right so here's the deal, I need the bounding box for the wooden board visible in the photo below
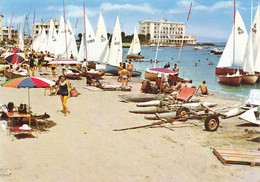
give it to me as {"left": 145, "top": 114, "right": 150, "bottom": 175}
{"left": 213, "top": 148, "right": 260, "bottom": 167}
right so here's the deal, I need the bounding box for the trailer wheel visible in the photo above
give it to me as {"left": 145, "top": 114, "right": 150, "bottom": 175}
{"left": 204, "top": 115, "right": 219, "bottom": 131}
{"left": 176, "top": 107, "right": 190, "bottom": 121}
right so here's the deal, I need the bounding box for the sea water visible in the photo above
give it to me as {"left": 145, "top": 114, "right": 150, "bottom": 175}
{"left": 124, "top": 46, "right": 260, "bottom": 97}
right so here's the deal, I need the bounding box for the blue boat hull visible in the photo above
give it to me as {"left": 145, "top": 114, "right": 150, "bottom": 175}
{"left": 106, "top": 64, "right": 142, "bottom": 77}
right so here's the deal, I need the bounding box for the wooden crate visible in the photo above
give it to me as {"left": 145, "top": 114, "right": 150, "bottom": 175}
{"left": 213, "top": 148, "right": 260, "bottom": 167}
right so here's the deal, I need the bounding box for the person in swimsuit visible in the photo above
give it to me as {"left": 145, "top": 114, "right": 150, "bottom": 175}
{"left": 120, "top": 63, "right": 130, "bottom": 87}
{"left": 55, "top": 75, "right": 70, "bottom": 116}
{"left": 196, "top": 81, "right": 210, "bottom": 95}
{"left": 51, "top": 61, "right": 56, "bottom": 76}
{"left": 117, "top": 62, "right": 123, "bottom": 82}
{"left": 29, "top": 54, "right": 35, "bottom": 77}
{"left": 38, "top": 51, "right": 44, "bottom": 72}
{"left": 126, "top": 60, "right": 133, "bottom": 82}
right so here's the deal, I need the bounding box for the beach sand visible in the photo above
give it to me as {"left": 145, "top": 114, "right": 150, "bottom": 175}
{"left": 0, "top": 68, "right": 260, "bottom": 182}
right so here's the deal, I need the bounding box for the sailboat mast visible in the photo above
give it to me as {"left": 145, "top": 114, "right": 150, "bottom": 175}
{"left": 83, "top": 2, "right": 87, "bottom": 61}
{"left": 63, "top": 0, "right": 68, "bottom": 59}
{"left": 233, "top": 0, "right": 236, "bottom": 72}
{"left": 154, "top": 19, "right": 162, "bottom": 68}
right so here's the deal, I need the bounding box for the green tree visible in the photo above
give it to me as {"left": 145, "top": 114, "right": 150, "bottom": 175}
{"left": 121, "top": 32, "right": 125, "bottom": 42}
{"left": 138, "top": 34, "right": 146, "bottom": 44}
{"left": 146, "top": 33, "right": 151, "bottom": 44}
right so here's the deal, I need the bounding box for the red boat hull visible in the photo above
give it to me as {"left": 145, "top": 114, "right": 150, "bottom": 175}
{"left": 215, "top": 68, "right": 245, "bottom": 75}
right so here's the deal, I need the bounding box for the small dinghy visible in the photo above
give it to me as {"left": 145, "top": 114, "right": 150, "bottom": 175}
{"left": 118, "top": 94, "right": 163, "bottom": 103}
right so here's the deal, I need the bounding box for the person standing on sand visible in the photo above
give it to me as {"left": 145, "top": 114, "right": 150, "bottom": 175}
{"left": 29, "top": 54, "right": 35, "bottom": 77}
{"left": 120, "top": 63, "right": 130, "bottom": 87}
{"left": 126, "top": 60, "right": 133, "bottom": 82}
{"left": 173, "top": 64, "right": 179, "bottom": 76}
{"left": 55, "top": 75, "right": 70, "bottom": 116}
{"left": 118, "top": 62, "right": 123, "bottom": 82}
{"left": 38, "top": 51, "right": 44, "bottom": 72}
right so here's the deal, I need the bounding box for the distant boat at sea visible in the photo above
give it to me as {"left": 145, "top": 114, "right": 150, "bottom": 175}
{"left": 193, "top": 46, "right": 203, "bottom": 50}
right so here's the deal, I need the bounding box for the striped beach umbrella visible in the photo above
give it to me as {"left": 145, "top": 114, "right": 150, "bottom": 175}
{"left": 4, "top": 48, "right": 26, "bottom": 64}
{"left": 2, "top": 77, "right": 55, "bottom": 112}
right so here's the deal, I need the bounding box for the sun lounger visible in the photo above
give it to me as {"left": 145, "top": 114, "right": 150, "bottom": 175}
{"left": 177, "top": 87, "right": 197, "bottom": 102}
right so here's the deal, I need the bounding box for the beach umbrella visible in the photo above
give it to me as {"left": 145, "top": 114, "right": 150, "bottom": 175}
{"left": 4, "top": 48, "right": 26, "bottom": 64}
{"left": 2, "top": 77, "right": 55, "bottom": 112}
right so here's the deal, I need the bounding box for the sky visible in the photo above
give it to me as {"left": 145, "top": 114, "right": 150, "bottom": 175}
{"left": 0, "top": 0, "right": 258, "bottom": 42}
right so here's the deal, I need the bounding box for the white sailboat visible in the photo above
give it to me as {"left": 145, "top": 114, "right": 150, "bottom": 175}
{"left": 242, "top": 5, "right": 260, "bottom": 85}
{"left": 45, "top": 19, "right": 57, "bottom": 54}
{"left": 126, "top": 27, "right": 143, "bottom": 59}
{"left": 95, "top": 12, "right": 109, "bottom": 62}
{"left": 66, "top": 19, "right": 78, "bottom": 59}
{"left": 217, "top": 10, "right": 248, "bottom": 86}
{"left": 18, "top": 31, "right": 24, "bottom": 51}
{"left": 55, "top": 15, "right": 68, "bottom": 58}
{"left": 32, "top": 27, "right": 42, "bottom": 52}
{"left": 38, "top": 27, "right": 48, "bottom": 53}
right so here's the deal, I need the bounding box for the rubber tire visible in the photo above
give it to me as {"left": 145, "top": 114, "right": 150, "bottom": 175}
{"left": 176, "top": 107, "right": 190, "bottom": 121}
{"left": 204, "top": 115, "right": 219, "bottom": 132}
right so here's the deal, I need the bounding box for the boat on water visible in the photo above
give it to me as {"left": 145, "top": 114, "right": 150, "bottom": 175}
{"left": 145, "top": 68, "right": 177, "bottom": 81}
{"left": 126, "top": 27, "right": 144, "bottom": 60}
{"left": 240, "top": 6, "right": 260, "bottom": 85}
{"left": 118, "top": 94, "right": 163, "bottom": 103}
{"left": 218, "top": 71, "right": 242, "bottom": 86}
{"left": 194, "top": 46, "right": 203, "bottom": 50}
{"left": 217, "top": 9, "right": 248, "bottom": 86}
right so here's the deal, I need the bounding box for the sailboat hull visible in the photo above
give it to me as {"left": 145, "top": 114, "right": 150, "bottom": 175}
{"left": 215, "top": 68, "right": 245, "bottom": 75}
{"left": 241, "top": 75, "right": 258, "bottom": 85}
{"left": 145, "top": 68, "right": 177, "bottom": 81}
{"left": 126, "top": 55, "right": 144, "bottom": 59}
{"left": 218, "top": 75, "right": 242, "bottom": 86}
{"left": 106, "top": 64, "right": 142, "bottom": 77}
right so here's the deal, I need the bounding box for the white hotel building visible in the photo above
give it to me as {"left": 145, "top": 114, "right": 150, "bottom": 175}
{"left": 139, "top": 19, "right": 196, "bottom": 46}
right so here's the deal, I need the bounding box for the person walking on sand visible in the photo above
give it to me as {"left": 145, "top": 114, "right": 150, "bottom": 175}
{"left": 29, "top": 54, "right": 35, "bottom": 77}
{"left": 55, "top": 75, "right": 70, "bottom": 116}
{"left": 120, "top": 63, "right": 130, "bottom": 87}
{"left": 126, "top": 60, "right": 133, "bottom": 82}
{"left": 51, "top": 61, "right": 56, "bottom": 76}
{"left": 38, "top": 51, "right": 44, "bottom": 72}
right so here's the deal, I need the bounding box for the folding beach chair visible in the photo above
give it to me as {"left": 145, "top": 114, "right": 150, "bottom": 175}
{"left": 177, "top": 87, "right": 197, "bottom": 102}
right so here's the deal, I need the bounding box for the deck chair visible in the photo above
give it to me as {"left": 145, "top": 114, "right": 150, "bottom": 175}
{"left": 177, "top": 87, "right": 197, "bottom": 102}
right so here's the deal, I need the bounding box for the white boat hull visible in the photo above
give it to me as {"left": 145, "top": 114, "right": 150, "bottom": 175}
{"left": 241, "top": 75, "right": 258, "bottom": 85}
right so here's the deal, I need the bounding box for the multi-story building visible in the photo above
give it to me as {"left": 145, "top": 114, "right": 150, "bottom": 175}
{"left": 32, "top": 19, "right": 59, "bottom": 39}
{"left": 2, "top": 26, "right": 18, "bottom": 41}
{"left": 139, "top": 19, "right": 196, "bottom": 46}
{"left": 0, "top": 15, "right": 3, "bottom": 41}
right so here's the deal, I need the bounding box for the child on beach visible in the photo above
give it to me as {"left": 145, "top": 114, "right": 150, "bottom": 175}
{"left": 126, "top": 60, "right": 133, "bottom": 82}
{"left": 55, "top": 75, "right": 70, "bottom": 116}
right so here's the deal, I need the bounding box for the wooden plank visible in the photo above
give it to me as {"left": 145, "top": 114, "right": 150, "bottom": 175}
{"left": 213, "top": 148, "right": 260, "bottom": 167}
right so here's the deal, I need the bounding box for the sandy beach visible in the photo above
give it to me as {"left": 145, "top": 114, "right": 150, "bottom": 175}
{"left": 0, "top": 68, "right": 260, "bottom": 182}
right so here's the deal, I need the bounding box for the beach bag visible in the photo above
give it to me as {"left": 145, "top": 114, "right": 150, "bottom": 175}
{"left": 18, "top": 104, "right": 27, "bottom": 114}
{"left": 70, "top": 88, "right": 79, "bottom": 97}
{"left": 141, "top": 80, "right": 151, "bottom": 93}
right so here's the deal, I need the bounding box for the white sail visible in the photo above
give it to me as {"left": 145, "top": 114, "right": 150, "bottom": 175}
{"left": 254, "top": 6, "right": 260, "bottom": 72}
{"left": 49, "top": 25, "right": 58, "bottom": 55}
{"left": 55, "top": 16, "right": 67, "bottom": 58}
{"left": 77, "top": 37, "right": 85, "bottom": 62}
{"left": 32, "top": 27, "right": 41, "bottom": 52}
{"left": 39, "top": 27, "right": 48, "bottom": 53}
{"left": 46, "top": 19, "right": 55, "bottom": 53}
{"left": 66, "top": 19, "right": 78, "bottom": 59}
{"left": 83, "top": 11, "right": 98, "bottom": 61}
{"left": 96, "top": 12, "right": 108, "bottom": 62}
{"left": 108, "top": 16, "right": 122, "bottom": 66}
{"left": 243, "top": 6, "right": 260, "bottom": 74}
{"left": 18, "top": 31, "right": 24, "bottom": 51}
{"left": 127, "top": 27, "right": 141, "bottom": 55}
{"left": 217, "top": 10, "right": 248, "bottom": 68}
{"left": 99, "top": 38, "right": 110, "bottom": 63}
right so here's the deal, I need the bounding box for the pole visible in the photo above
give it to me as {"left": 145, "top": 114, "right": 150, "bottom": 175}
{"left": 251, "top": 0, "right": 253, "bottom": 26}
{"left": 154, "top": 17, "right": 163, "bottom": 68}
{"left": 177, "top": 2, "right": 192, "bottom": 65}
{"left": 83, "top": 1, "right": 87, "bottom": 61}
{"left": 63, "top": 0, "right": 68, "bottom": 59}
{"left": 233, "top": 0, "right": 236, "bottom": 73}
{"left": 28, "top": 88, "right": 30, "bottom": 113}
